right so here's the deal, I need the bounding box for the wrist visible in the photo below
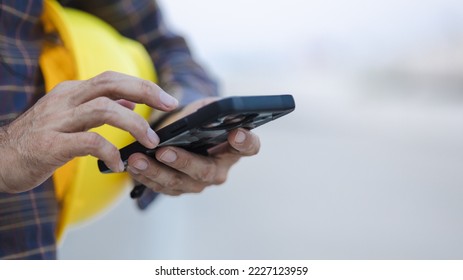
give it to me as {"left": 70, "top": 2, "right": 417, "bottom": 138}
{"left": 0, "top": 125, "right": 23, "bottom": 193}
{"left": 0, "top": 125, "right": 11, "bottom": 192}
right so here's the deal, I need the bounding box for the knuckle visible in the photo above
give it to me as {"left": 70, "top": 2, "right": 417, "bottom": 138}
{"left": 84, "top": 132, "right": 105, "bottom": 150}
{"left": 195, "top": 162, "right": 217, "bottom": 183}
{"left": 93, "top": 97, "right": 114, "bottom": 120}
{"left": 139, "top": 79, "right": 155, "bottom": 99}
{"left": 166, "top": 174, "right": 184, "bottom": 189}
{"left": 191, "top": 183, "right": 207, "bottom": 193}
{"left": 78, "top": 97, "right": 114, "bottom": 125}
{"left": 176, "top": 155, "right": 192, "bottom": 170}
{"left": 93, "top": 71, "right": 117, "bottom": 85}
{"left": 214, "top": 172, "right": 228, "bottom": 185}
{"left": 49, "top": 137, "right": 71, "bottom": 164}
{"left": 89, "top": 71, "right": 120, "bottom": 92}
{"left": 49, "top": 81, "right": 78, "bottom": 103}
{"left": 92, "top": 96, "right": 112, "bottom": 109}
{"left": 53, "top": 80, "right": 75, "bottom": 91}
{"left": 145, "top": 165, "right": 161, "bottom": 180}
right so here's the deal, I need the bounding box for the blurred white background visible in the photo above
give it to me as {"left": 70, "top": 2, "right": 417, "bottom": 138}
{"left": 60, "top": 0, "right": 463, "bottom": 259}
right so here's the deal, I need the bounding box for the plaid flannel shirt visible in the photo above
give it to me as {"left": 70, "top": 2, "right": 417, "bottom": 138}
{"left": 0, "top": 0, "right": 218, "bottom": 259}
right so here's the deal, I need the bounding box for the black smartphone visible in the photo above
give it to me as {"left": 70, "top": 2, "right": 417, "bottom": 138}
{"left": 97, "top": 94, "right": 295, "bottom": 174}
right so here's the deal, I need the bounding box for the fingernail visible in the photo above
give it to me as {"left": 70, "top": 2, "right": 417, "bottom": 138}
{"left": 235, "top": 130, "right": 246, "bottom": 143}
{"left": 133, "top": 159, "right": 148, "bottom": 171}
{"left": 160, "top": 91, "right": 178, "bottom": 108}
{"left": 160, "top": 149, "right": 177, "bottom": 163}
{"left": 147, "top": 127, "right": 160, "bottom": 146}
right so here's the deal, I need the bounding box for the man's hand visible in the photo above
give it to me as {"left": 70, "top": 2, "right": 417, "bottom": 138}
{"left": 126, "top": 98, "right": 261, "bottom": 196}
{"left": 0, "top": 71, "right": 178, "bottom": 193}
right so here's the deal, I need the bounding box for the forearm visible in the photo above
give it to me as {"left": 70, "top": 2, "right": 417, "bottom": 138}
{"left": 0, "top": 122, "right": 36, "bottom": 194}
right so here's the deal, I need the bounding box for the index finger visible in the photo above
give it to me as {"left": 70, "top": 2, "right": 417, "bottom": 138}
{"left": 74, "top": 71, "right": 178, "bottom": 111}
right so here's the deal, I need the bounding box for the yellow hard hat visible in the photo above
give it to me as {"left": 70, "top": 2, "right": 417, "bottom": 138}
{"left": 39, "top": 0, "right": 156, "bottom": 242}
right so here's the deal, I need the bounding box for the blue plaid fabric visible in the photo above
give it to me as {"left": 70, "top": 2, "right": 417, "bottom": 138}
{"left": 0, "top": 0, "right": 218, "bottom": 259}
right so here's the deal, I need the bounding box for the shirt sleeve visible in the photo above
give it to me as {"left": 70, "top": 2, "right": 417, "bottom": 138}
{"left": 61, "top": 0, "right": 219, "bottom": 209}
